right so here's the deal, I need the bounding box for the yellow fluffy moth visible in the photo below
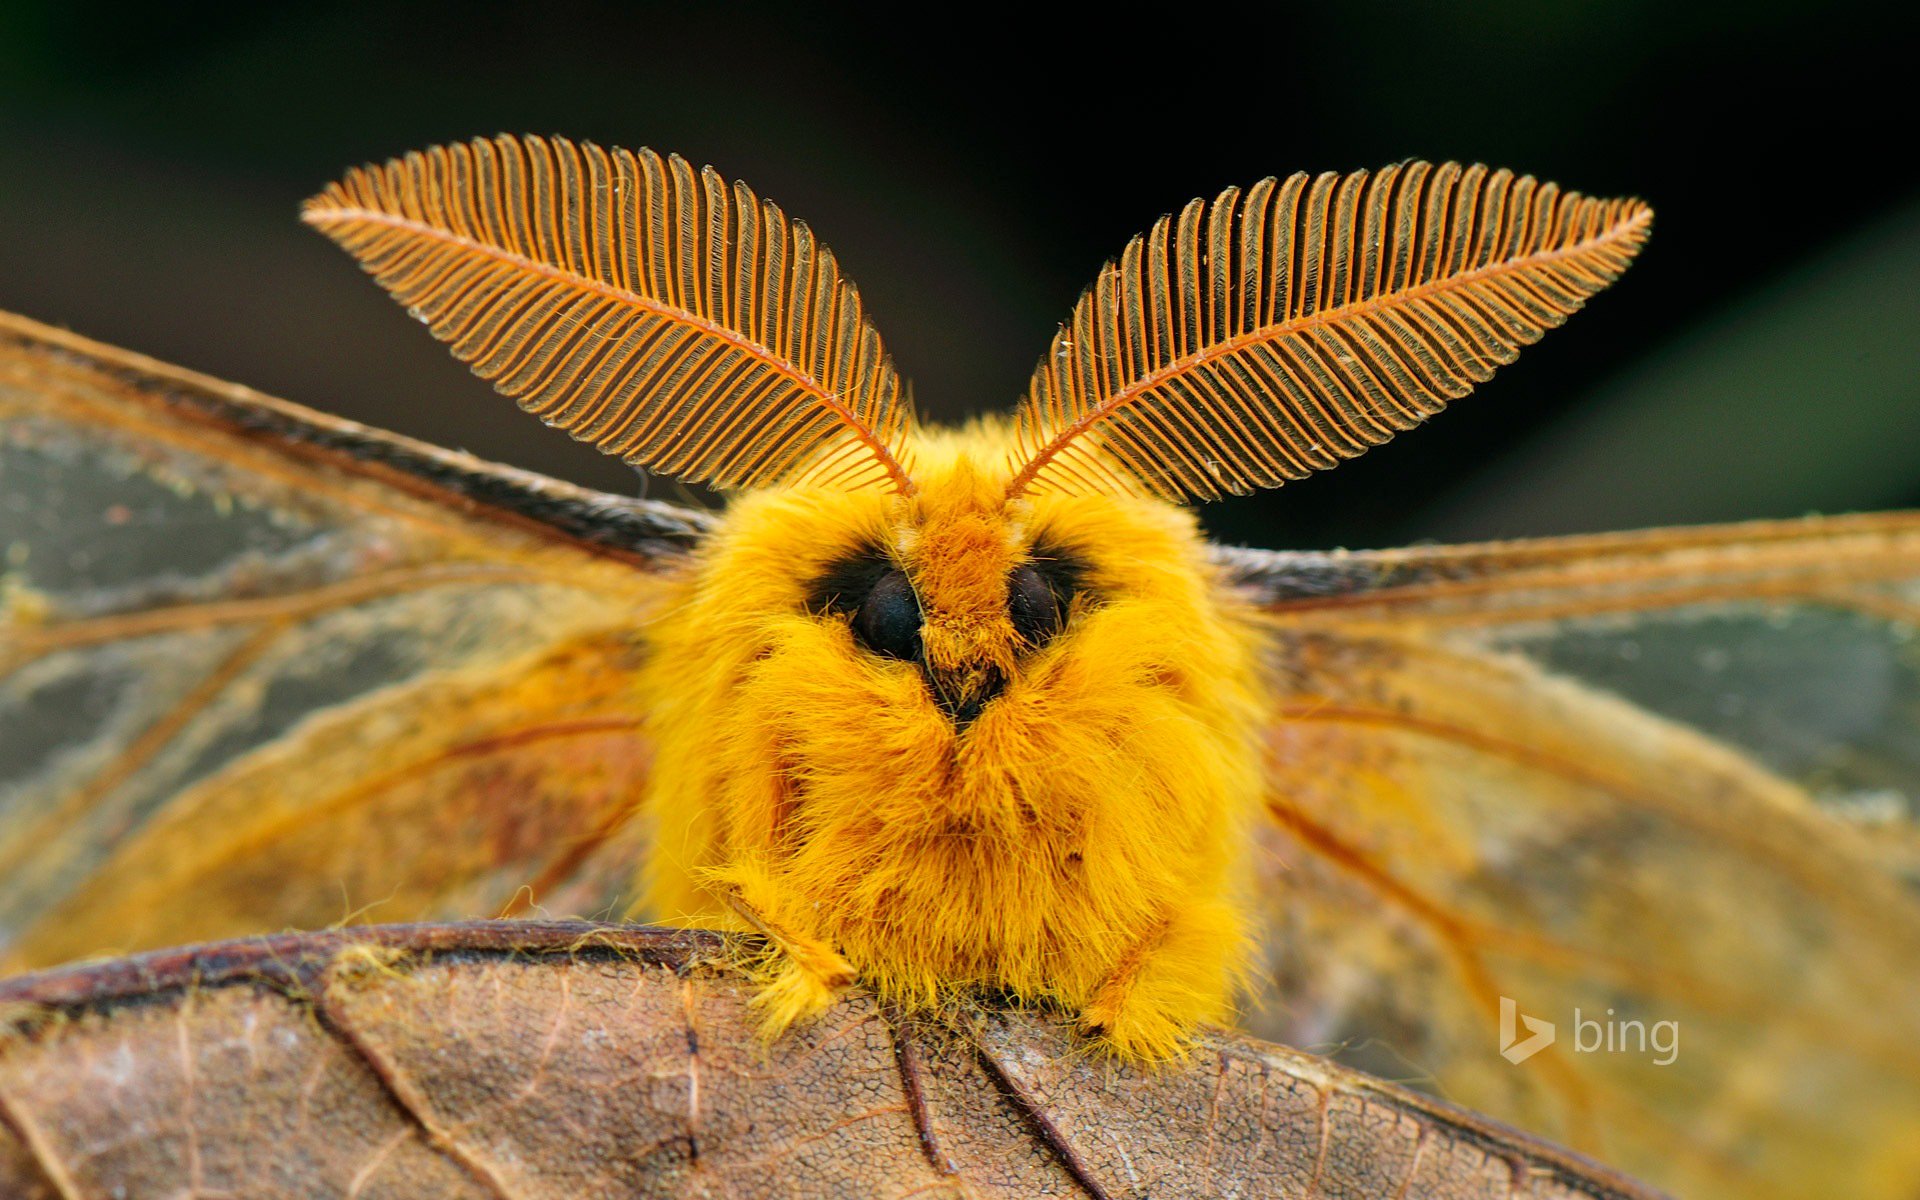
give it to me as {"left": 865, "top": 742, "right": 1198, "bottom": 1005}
{"left": 4, "top": 134, "right": 1919, "bottom": 1200}
{"left": 298, "top": 137, "right": 1646, "bottom": 1057}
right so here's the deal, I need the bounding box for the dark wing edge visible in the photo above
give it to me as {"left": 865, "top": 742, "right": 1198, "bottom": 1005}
{"left": 1216, "top": 511, "right": 1920, "bottom": 612}
{"left": 0, "top": 309, "right": 716, "bottom": 562}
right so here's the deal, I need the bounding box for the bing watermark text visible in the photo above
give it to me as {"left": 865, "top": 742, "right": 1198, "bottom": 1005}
{"left": 1499, "top": 997, "right": 1679, "bottom": 1066}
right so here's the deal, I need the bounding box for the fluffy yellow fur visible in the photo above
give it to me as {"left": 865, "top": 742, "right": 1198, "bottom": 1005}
{"left": 638, "top": 421, "right": 1267, "bottom": 1058}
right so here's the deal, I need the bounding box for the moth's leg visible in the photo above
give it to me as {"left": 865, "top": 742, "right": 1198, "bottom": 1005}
{"left": 1078, "top": 899, "right": 1243, "bottom": 1060}
{"left": 715, "top": 864, "right": 856, "bottom": 1036}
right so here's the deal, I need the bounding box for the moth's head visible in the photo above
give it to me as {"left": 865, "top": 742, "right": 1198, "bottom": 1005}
{"left": 837, "top": 433, "right": 1027, "bottom": 726}
{"left": 696, "top": 420, "right": 1229, "bottom": 743}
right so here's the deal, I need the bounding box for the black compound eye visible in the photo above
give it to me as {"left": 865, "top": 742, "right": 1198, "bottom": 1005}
{"left": 854, "top": 569, "right": 923, "bottom": 662}
{"left": 1008, "top": 564, "right": 1065, "bottom": 648}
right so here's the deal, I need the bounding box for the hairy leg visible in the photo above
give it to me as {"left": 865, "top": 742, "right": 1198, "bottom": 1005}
{"left": 716, "top": 862, "right": 857, "bottom": 1036}
{"left": 1078, "top": 898, "right": 1244, "bottom": 1059}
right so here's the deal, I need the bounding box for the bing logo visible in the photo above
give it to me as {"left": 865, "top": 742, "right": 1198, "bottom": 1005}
{"left": 1499, "top": 997, "right": 1679, "bottom": 1067}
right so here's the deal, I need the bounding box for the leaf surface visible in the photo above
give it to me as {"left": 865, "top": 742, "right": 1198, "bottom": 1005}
{"left": 0, "top": 922, "right": 1664, "bottom": 1199}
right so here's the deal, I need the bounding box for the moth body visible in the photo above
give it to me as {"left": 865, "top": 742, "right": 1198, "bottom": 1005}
{"left": 303, "top": 134, "right": 1650, "bottom": 1057}
{"left": 640, "top": 422, "right": 1267, "bottom": 1057}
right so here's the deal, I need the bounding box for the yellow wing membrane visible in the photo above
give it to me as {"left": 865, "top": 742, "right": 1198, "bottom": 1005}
{"left": 0, "top": 311, "right": 688, "bottom": 967}
{"left": 303, "top": 134, "right": 917, "bottom": 493}
{"left": 1008, "top": 162, "right": 1651, "bottom": 501}
{"left": 1227, "top": 516, "right": 1920, "bottom": 1200}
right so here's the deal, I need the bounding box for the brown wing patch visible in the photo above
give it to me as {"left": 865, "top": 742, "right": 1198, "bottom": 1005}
{"left": 7, "top": 633, "right": 653, "bottom": 969}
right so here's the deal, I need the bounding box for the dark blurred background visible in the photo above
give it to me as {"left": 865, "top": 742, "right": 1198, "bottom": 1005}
{"left": 2, "top": 1, "right": 1915, "bottom": 550}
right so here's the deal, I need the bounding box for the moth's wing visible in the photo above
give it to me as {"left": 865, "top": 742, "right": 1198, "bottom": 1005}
{"left": 0, "top": 309, "right": 708, "bottom": 969}
{"left": 1226, "top": 514, "right": 1920, "bottom": 1200}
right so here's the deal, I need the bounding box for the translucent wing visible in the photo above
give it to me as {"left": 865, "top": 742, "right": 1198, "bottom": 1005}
{"left": 0, "top": 309, "right": 702, "bottom": 968}
{"left": 1225, "top": 514, "right": 1920, "bottom": 1200}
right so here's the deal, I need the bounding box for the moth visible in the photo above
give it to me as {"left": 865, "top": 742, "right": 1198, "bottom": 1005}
{"left": 2, "top": 135, "right": 1916, "bottom": 1200}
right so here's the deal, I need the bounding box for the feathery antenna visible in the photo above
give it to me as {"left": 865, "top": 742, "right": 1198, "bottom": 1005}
{"left": 1006, "top": 162, "right": 1652, "bottom": 502}
{"left": 304, "top": 135, "right": 917, "bottom": 494}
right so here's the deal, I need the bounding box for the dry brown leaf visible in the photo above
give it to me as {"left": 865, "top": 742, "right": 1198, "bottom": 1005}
{"left": 0, "top": 922, "right": 1663, "bottom": 1199}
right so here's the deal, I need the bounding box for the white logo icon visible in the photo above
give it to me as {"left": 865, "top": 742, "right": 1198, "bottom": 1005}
{"left": 1499, "top": 996, "right": 1556, "bottom": 1064}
